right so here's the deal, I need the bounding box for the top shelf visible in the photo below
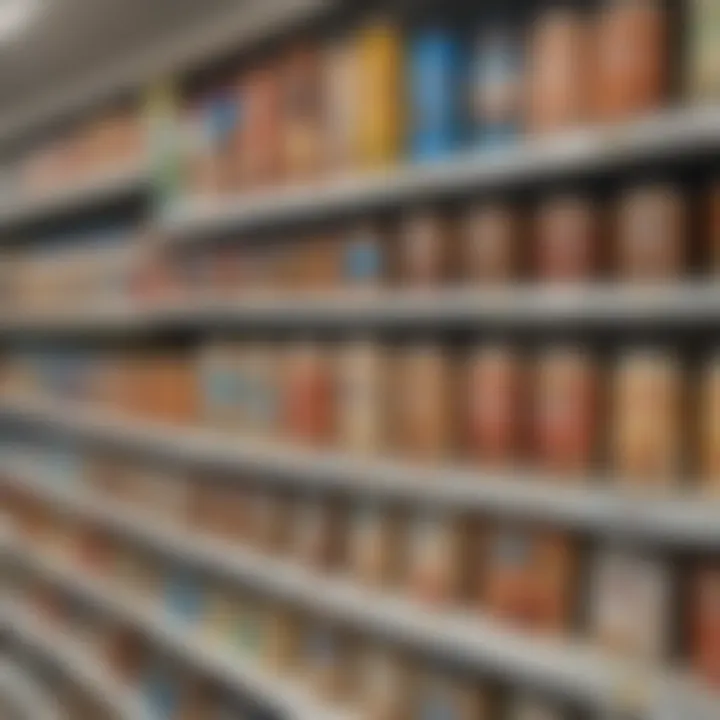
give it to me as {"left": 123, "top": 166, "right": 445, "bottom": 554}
{"left": 3, "top": 106, "right": 720, "bottom": 239}
{"left": 0, "top": 161, "right": 148, "bottom": 232}
{"left": 159, "top": 106, "right": 720, "bottom": 243}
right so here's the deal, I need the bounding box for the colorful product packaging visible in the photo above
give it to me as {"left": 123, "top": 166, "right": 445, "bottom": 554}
{"left": 470, "top": 26, "right": 523, "bottom": 147}
{"left": 357, "top": 19, "right": 403, "bottom": 167}
{"left": 594, "top": 0, "right": 667, "bottom": 121}
{"left": 408, "top": 27, "right": 464, "bottom": 161}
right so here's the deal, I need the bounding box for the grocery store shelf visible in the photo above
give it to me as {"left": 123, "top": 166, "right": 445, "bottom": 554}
{"left": 0, "top": 660, "right": 61, "bottom": 720}
{"left": 160, "top": 106, "right": 720, "bottom": 242}
{"left": 0, "top": 0, "right": 331, "bottom": 150}
{"left": 0, "top": 162, "right": 148, "bottom": 231}
{"left": 0, "top": 603, "right": 148, "bottom": 720}
{"left": 4, "top": 522, "right": 616, "bottom": 714}
{"left": 3, "top": 541, "right": 354, "bottom": 720}
{"left": 152, "top": 283, "right": 720, "bottom": 329}
{"left": 8, "top": 509, "right": 720, "bottom": 719}
{"left": 2, "top": 394, "right": 720, "bottom": 549}
{"left": 4, "top": 283, "right": 720, "bottom": 336}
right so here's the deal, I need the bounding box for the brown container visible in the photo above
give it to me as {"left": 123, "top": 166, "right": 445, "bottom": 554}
{"left": 349, "top": 503, "right": 405, "bottom": 588}
{"left": 397, "top": 210, "right": 455, "bottom": 286}
{"left": 415, "top": 672, "right": 494, "bottom": 720}
{"left": 700, "top": 355, "right": 720, "bottom": 494}
{"left": 590, "top": 549, "right": 669, "bottom": 660}
{"left": 237, "top": 65, "right": 282, "bottom": 188}
{"left": 394, "top": 345, "right": 454, "bottom": 461}
{"left": 611, "top": 350, "right": 682, "bottom": 487}
{"left": 246, "top": 488, "right": 294, "bottom": 555}
{"left": 461, "top": 203, "right": 517, "bottom": 284}
{"left": 616, "top": 184, "right": 685, "bottom": 281}
{"left": 407, "top": 512, "right": 467, "bottom": 606}
{"left": 535, "top": 195, "right": 598, "bottom": 281}
{"left": 594, "top": 0, "right": 667, "bottom": 121}
{"left": 262, "top": 606, "right": 302, "bottom": 675}
{"left": 708, "top": 181, "right": 720, "bottom": 274}
{"left": 482, "top": 523, "right": 575, "bottom": 633}
{"left": 292, "top": 235, "right": 343, "bottom": 292}
{"left": 527, "top": 8, "right": 589, "bottom": 133}
{"left": 281, "top": 44, "right": 324, "bottom": 181}
{"left": 294, "top": 495, "right": 348, "bottom": 571}
{"left": 282, "top": 343, "right": 335, "bottom": 445}
{"left": 337, "top": 340, "right": 387, "bottom": 455}
{"left": 302, "top": 624, "right": 357, "bottom": 702}
{"left": 466, "top": 344, "right": 525, "bottom": 469}
{"left": 533, "top": 347, "right": 599, "bottom": 478}
{"left": 690, "top": 564, "right": 720, "bottom": 688}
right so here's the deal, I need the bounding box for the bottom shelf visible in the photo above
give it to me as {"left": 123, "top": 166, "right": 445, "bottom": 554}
{"left": 0, "top": 602, "right": 149, "bottom": 720}
{"left": 0, "top": 659, "right": 61, "bottom": 720}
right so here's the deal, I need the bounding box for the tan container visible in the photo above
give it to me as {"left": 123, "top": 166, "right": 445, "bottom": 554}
{"left": 533, "top": 346, "right": 599, "bottom": 478}
{"left": 687, "top": 0, "right": 720, "bottom": 102}
{"left": 324, "top": 36, "right": 360, "bottom": 173}
{"left": 337, "top": 340, "right": 387, "bottom": 455}
{"left": 700, "top": 355, "right": 720, "bottom": 494}
{"left": 281, "top": 44, "right": 324, "bottom": 181}
{"left": 527, "top": 8, "right": 589, "bottom": 133}
{"left": 611, "top": 350, "right": 682, "bottom": 487}
{"left": 407, "top": 512, "right": 467, "bottom": 607}
{"left": 594, "top": 0, "right": 667, "bottom": 121}
{"left": 616, "top": 184, "right": 685, "bottom": 281}
{"left": 397, "top": 210, "right": 455, "bottom": 286}
{"left": 461, "top": 204, "right": 517, "bottom": 284}
{"left": 349, "top": 503, "right": 405, "bottom": 588}
{"left": 394, "top": 345, "right": 454, "bottom": 461}
{"left": 466, "top": 344, "right": 525, "bottom": 469}
{"left": 535, "top": 195, "right": 598, "bottom": 281}
{"left": 590, "top": 549, "right": 669, "bottom": 660}
{"left": 358, "top": 646, "right": 414, "bottom": 720}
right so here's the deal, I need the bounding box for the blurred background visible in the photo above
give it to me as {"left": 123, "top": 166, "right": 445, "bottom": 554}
{"left": 0, "top": 0, "right": 719, "bottom": 719}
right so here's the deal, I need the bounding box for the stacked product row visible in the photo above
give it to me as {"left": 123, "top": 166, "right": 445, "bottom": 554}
{"left": 4, "top": 178, "right": 720, "bottom": 316}
{"left": 149, "top": 181, "right": 720, "bottom": 302}
{"left": 2, "top": 442, "right": 719, "bottom": 706}
{"left": 0, "top": 456, "right": 684, "bottom": 720}
{"left": 0, "top": 106, "right": 144, "bottom": 197}
{"left": 3, "top": 1, "right": 720, "bottom": 201}
{"left": 180, "top": 0, "right": 717, "bottom": 195}
{"left": 4, "top": 340, "right": 720, "bottom": 489}
{"left": 4, "top": 569, "right": 274, "bottom": 720}
{"left": 0, "top": 230, "right": 136, "bottom": 315}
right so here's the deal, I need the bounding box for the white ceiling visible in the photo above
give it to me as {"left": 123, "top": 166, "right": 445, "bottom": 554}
{"left": 0, "top": 0, "right": 244, "bottom": 110}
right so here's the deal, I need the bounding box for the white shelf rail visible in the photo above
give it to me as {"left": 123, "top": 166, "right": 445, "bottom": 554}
{"left": 1, "top": 395, "right": 720, "bottom": 549}
{"left": 0, "top": 603, "right": 149, "bottom": 720}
